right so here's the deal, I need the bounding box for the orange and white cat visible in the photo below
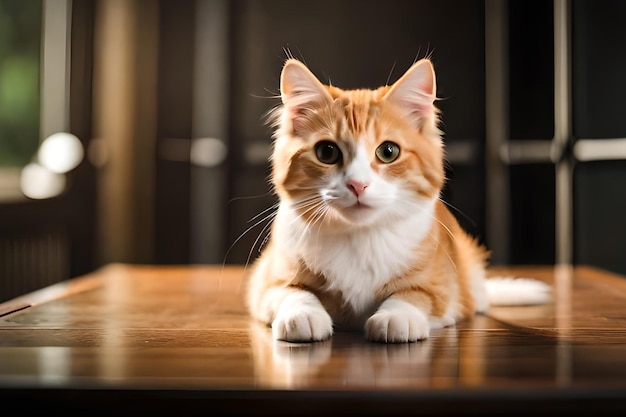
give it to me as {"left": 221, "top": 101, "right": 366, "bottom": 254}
{"left": 246, "top": 58, "right": 550, "bottom": 343}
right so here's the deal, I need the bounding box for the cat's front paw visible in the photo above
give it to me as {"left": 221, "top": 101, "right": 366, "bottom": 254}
{"left": 365, "top": 299, "right": 430, "bottom": 343}
{"left": 272, "top": 293, "right": 333, "bottom": 342}
{"left": 272, "top": 307, "right": 333, "bottom": 342}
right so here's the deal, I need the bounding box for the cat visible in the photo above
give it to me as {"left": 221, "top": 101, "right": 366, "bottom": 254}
{"left": 245, "top": 58, "right": 551, "bottom": 343}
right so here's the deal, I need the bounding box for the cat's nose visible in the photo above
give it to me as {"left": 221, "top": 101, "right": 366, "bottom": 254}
{"left": 347, "top": 179, "right": 368, "bottom": 197}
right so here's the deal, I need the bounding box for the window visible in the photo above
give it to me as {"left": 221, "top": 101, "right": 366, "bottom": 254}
{"left": 0, "top": 0, "right": 42, "bottom": 199}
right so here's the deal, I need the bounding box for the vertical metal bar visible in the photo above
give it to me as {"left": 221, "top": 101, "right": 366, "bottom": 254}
{"left": 41, "top": 0, "right": 72, "bottom": 140}
{"left": 553, "top": 1, "right": 574, "bottom": 386}
{"left": 484, "top": 0, "right": 510, "bottom": 264}
{"left": 191, "top": 0, "right": 230, "bottom": 263}
{"left": 554, "top": 0, "right": 573, "bottom": 265}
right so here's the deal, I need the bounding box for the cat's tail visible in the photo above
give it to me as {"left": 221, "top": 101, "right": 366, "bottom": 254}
{"left": 485, "top": 277, "right": 552, "bottom": 306}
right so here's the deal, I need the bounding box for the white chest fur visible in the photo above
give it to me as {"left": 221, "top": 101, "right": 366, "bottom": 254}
{"left": 276, "top": 200, "right": 435, "bottom": 314}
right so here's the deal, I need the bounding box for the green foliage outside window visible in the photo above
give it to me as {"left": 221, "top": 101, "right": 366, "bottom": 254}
{"left": 0, "top": 0, "right": 41, "bottom": 168}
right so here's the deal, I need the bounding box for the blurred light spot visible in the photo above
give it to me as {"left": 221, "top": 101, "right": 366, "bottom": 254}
{"left": 38, "top": 347, "right": 71, "bottom": 384}
{"left": 190, "top": 137, "right": 227, "bottom": 167}
{"left": 244, "top": 142, "right": 272, "bottom": 165}
{"left": 38, "top": 132, "right": 84, "bottom": 173}
{"left": 20, "top": 163, "right": 66, "bottom": 199}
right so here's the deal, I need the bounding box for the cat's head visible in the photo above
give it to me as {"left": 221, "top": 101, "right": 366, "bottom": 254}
{"left": 269, "top": 58, "right": 445, "bottom": 229}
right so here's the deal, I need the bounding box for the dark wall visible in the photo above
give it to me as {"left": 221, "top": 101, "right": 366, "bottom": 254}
{"left": 508, "top": 0, "right": 556, "bottom": 265}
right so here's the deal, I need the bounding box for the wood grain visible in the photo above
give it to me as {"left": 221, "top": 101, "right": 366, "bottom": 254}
{"left": 1, "top": 263, "right": 626, "bottom": 416}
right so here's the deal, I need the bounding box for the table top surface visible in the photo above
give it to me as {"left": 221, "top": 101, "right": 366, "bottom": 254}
{"left": 1, "top": 263, "right": 626, "bottom": 415}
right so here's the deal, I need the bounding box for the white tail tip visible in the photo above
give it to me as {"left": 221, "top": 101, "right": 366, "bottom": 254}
{"left": 486, "top": 277, "right": 552, "bottom": 307}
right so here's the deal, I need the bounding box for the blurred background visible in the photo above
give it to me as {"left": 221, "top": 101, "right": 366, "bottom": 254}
{"left": 1, "top": 0, "right": 625, "bottom": 303}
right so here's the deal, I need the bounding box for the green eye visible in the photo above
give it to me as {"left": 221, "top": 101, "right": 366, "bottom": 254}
{"left": 315, "top": 141, "right": 342, "bottom": 165}
{"left": 375, "top": 141, "right": 401, "bottom": 163}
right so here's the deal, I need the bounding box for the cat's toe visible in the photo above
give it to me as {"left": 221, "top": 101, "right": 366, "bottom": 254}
{"left": 272, "top": 307, "right": 333, "bottom": 342}
{"left": 365, "top": 304, "right": 430, "bottom": 343}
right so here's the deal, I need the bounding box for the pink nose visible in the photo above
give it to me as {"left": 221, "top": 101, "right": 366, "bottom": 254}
{"left": 347, "top": 179, "right": 368, "bottom": 197}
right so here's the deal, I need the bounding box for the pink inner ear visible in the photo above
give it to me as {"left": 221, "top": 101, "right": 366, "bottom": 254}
{"left": 286, "top": 105, "right": 307, "bottom": 132}
{"left": 416, "top": 74, "right": 436, "bottom": 98}
{"left": 415, "top": 102, "right": 435, "bottom": 118}
{"left": 393, "top": 94, "right": 435, "bottom": 124}
{"left": 383, "top": 60, "right": 437, "bottom": 124}
{"left": 283, "top": 84, "right": 332, "bottom": 133}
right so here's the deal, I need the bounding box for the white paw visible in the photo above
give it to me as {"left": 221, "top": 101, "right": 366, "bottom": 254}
{"left": 272, "top": 292, "right": 333, "bottom": 342}
{"left": 365, "top": 299, "right": 430, "bottom": 343}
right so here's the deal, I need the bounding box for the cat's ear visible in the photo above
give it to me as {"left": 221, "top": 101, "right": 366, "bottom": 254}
{"left": 383, "top": 59, "right": 437, "bottom": 126}
{"left": 280, "top": 59, "right": 332, "bottom": 132}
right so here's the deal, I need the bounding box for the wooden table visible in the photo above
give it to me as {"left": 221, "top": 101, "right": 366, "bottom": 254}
{"left": 1, "top": 264, "right": 626, "bottom": 416}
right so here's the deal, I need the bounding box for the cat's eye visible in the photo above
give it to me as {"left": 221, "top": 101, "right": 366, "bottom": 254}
{"left": 375, "top": 141, "right": 401, "bottom": 163}
{"left": 315, "top": 141, "right": 342, "bottom": 165}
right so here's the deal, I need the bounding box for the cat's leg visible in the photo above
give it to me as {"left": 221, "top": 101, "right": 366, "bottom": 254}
{"left": 264, "top": 287, "right": 334, "bottom": 342}
{"left": 247, "top": 252, "right": 333, "bottom": 342}
{"left": 365, "top": 297, "right": 430, "bottom": 343}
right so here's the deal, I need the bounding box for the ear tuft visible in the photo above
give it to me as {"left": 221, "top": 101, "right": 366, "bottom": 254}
{"left": 280, "top": 60, "right": 332, "bottom": 133}
{"left": 383, "top": 59, "right": 437, "bottom": 125}
{"left": 281, "top": 59, "right": 332, "bottom": 106}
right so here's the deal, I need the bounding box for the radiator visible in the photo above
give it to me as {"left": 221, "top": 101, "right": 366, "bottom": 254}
{"left": 0, "top": 231, "right": 70, "bottom": 303}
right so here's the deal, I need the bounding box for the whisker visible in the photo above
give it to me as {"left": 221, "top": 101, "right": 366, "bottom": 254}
{"left": 385, "top": 60, "right": 397, "bottom": 86}
{"left": 248, "top": 202, "right": 280, "bottom": 224}
{"left": 436, "top": 217, "right": 455, "bottom": 242}
{"left": 250, "top": 91, "right": 281, "bottom": 100}
{"left": 243, "top": 212, "right": 276, "bottom": 273}
{"left": 290, "top": 201, "right": 325, "bottom": 231}
{"left": 289, "top": 195, "right": 325, "bottom": 213}
{"left": 304, "top": 204, "right": 328, "bottom": 251}
{"left": 283, "top": 46, "right": 294, "bottom": 60}
{"left": 306, "top": 203, "right": 328, "bottom": 230}
{"left": 227, "top": 193, "right": 273, "bottom": 205}
{"left": 296, "top": 202, "right": 329, "bottom": 250}
{"left": 439, "top": 197, "right": 477, "bottom": 229}
{"left": 223, "top": 209, "right": 277, "bottom": 267}
{"left": 398, "top": 198, "right": 457, "bottom": 242}
{"left": 285, "top": 195, "right": 330, "bottom": 249}
{"left": 397, "top": 198, "right": 460, "bottom": 270}
{"left": 290, "top": 195, "right": 322, "bottom": 207}
{"left": 390, "top": 197, "right": 460, "bottom": 272}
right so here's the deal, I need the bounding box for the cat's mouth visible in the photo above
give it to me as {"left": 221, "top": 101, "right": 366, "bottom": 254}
{"left": 340, "top": 200, "right": 375, "bottom": 218}
{"left": 345, "top": 198, "right": 372, "bottom": 210}
{"left": 334, "top": 201, "right": 382, "bottom": 226}
{"left": 325, "top": 196, "right": 380, "bottom": 225}
{"left": 354, "top": 201, "right": 372, "bottom": 209}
